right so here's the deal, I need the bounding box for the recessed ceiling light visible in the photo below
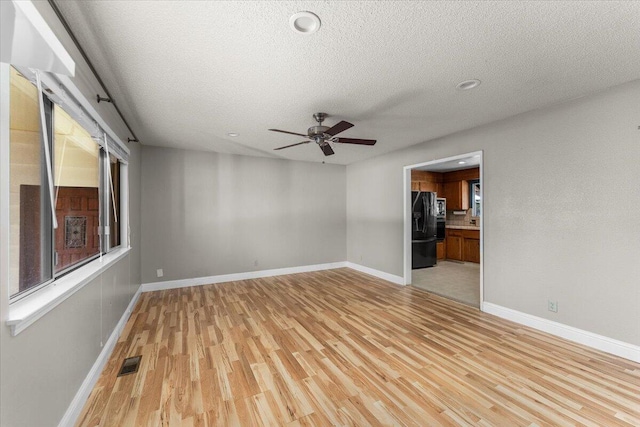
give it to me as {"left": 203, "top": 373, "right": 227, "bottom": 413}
{"left": 290, "top": 11, "right": 321, "bottom": 35}
{"left": 227, "top": 132, "right": 239, "bottom": 137}
{"left": 456, "top": 79, "right": 481, "bottom": 91}
{"left": 458, "top": 161, "right": 467, "bottom": 164}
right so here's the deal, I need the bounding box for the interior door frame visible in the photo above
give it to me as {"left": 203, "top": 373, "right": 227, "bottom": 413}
{"left": 403, "top": 150, "right": 484, "bottom": 309}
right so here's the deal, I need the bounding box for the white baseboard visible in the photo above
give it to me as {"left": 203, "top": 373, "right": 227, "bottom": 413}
{"left": 345, "top": 262, "right": 405, "bottom": 285}
{"left": 58, "top": 286, "right": 142, "bottom": 427}
{"left": 141, "top": 262, "right": 348, "bottom": 292}
{"left": 141, "top": 261, "right": 406, "bottom": 292}
{"left": 482, "top": 302, "right": 640, "bottom": 363}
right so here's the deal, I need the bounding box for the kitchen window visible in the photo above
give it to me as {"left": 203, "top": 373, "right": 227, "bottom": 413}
{"left": 8, "top": 66, "right": 127, "bottom": 301}
{"left": 469, "top": 179, "right": 481, "bottom": 217}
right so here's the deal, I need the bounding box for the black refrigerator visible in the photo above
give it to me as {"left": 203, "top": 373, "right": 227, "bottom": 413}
{"left": 412, "top": 191, "right": 437, "bottom": 269}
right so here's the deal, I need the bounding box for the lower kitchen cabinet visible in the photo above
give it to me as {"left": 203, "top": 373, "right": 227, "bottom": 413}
{"left": 464, "top": 238, "right": 480, "bottom": 263}
{"left": 446, "top": 235, "right": 463, "bottom": 261}
{"left": 445, "top": 228, "right": 479, "bottom": 263}
{"left": 437, "top": 241, "right": 446, "bottom": 260}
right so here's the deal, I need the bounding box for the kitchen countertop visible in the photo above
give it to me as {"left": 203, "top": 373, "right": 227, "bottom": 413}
{"left": 445, "top": 225, "right": 480, "bottom": 230}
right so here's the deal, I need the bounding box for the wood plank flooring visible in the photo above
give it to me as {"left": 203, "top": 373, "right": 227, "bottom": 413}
{"left": 76, "top": 268, "right": 640, "bottom": 426}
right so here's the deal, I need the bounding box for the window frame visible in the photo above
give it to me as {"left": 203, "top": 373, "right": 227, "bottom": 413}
{"left": 105, "top": 151, "right": 123, "bottom": 253}
{"left": 3, "top": 63, "right": 131, "bottom": 334}
{"left": 9, "top": 74, "right": 108, "bottom": 301}
{"left": 9, "top": 89, "right": 57, "bottom": 301}
{"left": 468, "top": 179, "right": 481, "bottom": 218}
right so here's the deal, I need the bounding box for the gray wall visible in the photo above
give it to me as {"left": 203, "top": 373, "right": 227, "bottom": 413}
{"left": 0, "top": 3, "right": 143, "bottom": 426}
{"left": 141, "top": 146, "right": 346, "bottom": 284}
{"left": 0, "top": 142, "right": 142, "bottom": 427}
{"left": 347, "top": 79, "right": 640, "bottom": 346}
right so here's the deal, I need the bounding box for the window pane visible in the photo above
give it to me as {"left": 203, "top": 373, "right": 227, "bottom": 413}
{"left": 109, "top": 155, "right": 121, "bottom": 249}
{"left": 9, "top": 67, "right": 54, "bottom": 297}
{"left": 53, "top": 105, "right": 100, "bottom": 272}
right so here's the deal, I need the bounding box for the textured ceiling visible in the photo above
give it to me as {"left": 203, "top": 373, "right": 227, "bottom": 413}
{"left": 53, "top": 1, "right": 640, "bottom": 165}
{"left": 416, "top": 156, "right": 481, "bottom": 173}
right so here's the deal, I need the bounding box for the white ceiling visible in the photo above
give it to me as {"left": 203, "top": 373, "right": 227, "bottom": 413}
{"left": 416, "top": 155, "right": 481, "bottom": 173}
{"left": 53, "top": 1, "right": 640, "bottom": 165}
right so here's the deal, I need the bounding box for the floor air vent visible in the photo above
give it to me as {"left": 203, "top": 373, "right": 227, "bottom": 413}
{"left": 117, "top": 355, "right": 142, "bottom": 377}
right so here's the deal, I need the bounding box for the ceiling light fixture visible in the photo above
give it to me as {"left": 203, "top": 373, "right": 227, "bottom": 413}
{"left": 290, "top": 11, "right": 321, "bottom": 35}
{"left": 227, "top": 132, "right": 239, "bottom": 137}
{"left": 458, "top": 161, "right": 467, "bottom": 164}
{"left": 456, "top": 79, "right": 481, "bottom": 91}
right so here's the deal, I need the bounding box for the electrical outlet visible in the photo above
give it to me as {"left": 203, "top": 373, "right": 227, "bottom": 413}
{"left": 548, "top": 300, "right": 558, "bottom": 313}
{"left": 156, "top": 268, "right": 163, "bottom": 278}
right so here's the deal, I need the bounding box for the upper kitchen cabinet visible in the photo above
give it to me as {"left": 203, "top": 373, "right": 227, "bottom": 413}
{"left": 441, "top": 181, "right": 469, "bottom": 210}
{"left": 411, "top": 170, "right": 442, "bottom": 195}
{"left": 441, "top": 167, "right": 480, "bottom": 211}
{"left": 411, "top": 167, "right": 479, "bottom": 210}
{"left": 420, "top": 181, "right": 439, "bottom": 193}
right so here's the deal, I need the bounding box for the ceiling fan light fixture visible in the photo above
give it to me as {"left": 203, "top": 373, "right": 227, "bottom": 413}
{"left": 456, "top": 79, "right": 481, "bottom": 91}
{"left": 290, "top": 11, "right": 321, "bottom": 35}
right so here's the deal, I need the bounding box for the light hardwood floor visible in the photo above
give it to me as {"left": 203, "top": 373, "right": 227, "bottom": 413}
{"left": 76, "top": 268, "right": 640, "bottom": 426}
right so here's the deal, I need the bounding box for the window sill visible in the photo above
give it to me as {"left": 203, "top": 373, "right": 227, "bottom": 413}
{"left": 6, "top": 247, "right": 131, "bottom": 336}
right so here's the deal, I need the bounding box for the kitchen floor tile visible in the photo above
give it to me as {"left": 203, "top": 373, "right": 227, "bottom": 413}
{"left": 411, "top": 260, "right": 480, "bottom": 307}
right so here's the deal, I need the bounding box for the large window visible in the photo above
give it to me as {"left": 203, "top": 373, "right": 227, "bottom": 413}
{"left": 9, "top": 67, "right": 125, "bottom": 299}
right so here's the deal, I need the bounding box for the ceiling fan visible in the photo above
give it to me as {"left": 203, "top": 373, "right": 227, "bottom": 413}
{"left": 269, "top": 113, "right": 376, "bottom": 156}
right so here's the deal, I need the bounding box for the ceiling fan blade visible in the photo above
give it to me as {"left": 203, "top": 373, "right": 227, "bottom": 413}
{"left": 335, "top": 137, "right": 377, "bottom": 146}
{"left": 324, "top": 120, "right": 354, "bottom": 136}
{"left": 320, "top": 144, "right": 335, "bottom": 156}
{"left": 274, "top": 141, "right": 308, "bottom": 150}
{"left": 268, "top": 129, "right": 309, "bottom": 138}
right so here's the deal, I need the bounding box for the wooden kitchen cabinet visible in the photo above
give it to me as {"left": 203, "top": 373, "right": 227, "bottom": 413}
{"left": 419, "top": 181, "right": 435, "bottom": 192}
{"left": 464, "top": 238, "right": 480, "bottom": 263}
{"left": 411, "top": 180, "right": 439, "bottom": 193}
{"left": 445, "top": 229, "right": 464, "bottom": 261}
{"left": 445, "top": 228, "right": 479, "bottom": 263}
{"left": 411, "top": 170, "right": 443, "bottom": 196}
{"left": 437, "top": 241, "right": 446, "bottom": 260}
{"left": 441, "top": 181, "right": 469, "bottom": 211}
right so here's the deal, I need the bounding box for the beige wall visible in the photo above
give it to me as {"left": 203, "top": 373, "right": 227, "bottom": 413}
{"left": 347, "top": 79, "right": 640, "bottom": 346}
{"left": 141, "top": 146, "right": 346, "bottom": 284}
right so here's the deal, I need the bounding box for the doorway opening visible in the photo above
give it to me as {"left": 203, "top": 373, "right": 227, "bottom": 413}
{"left": 403, "top": 151, "right": 483, "bottom": 308}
